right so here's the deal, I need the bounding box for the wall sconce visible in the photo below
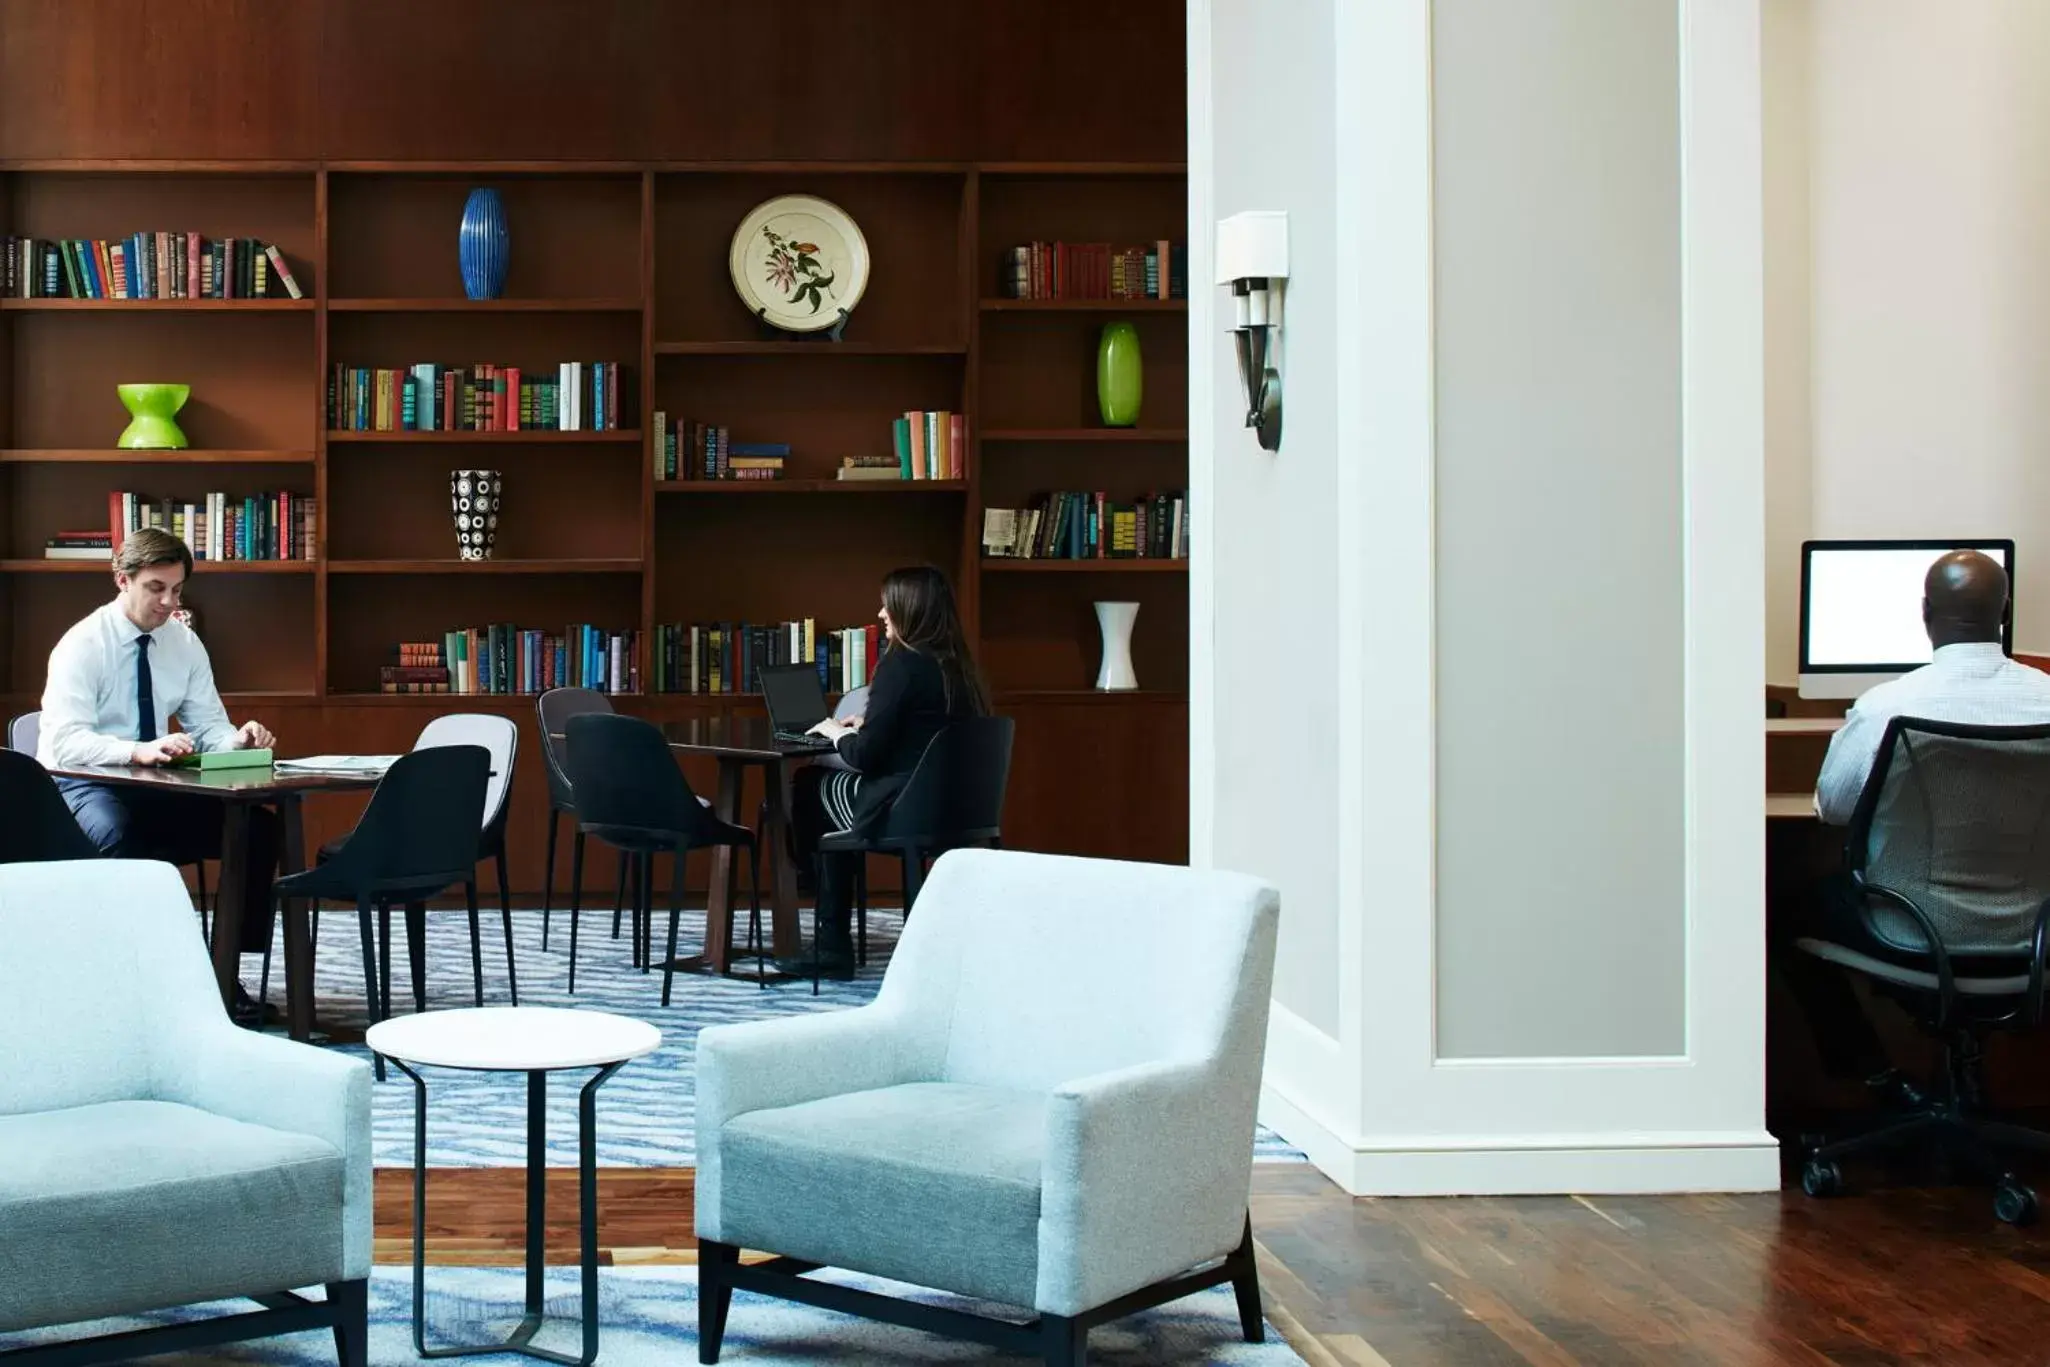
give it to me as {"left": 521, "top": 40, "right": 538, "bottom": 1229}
{"left": 1216, "top": 210, "right": 1288, "bottom": 452}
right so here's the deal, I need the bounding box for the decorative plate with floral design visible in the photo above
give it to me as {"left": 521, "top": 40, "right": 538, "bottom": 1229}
{"left": 728, "top": 195, "right": 870, "bottom": 333}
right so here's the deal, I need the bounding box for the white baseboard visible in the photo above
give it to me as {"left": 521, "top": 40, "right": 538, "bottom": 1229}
{"left": 1260, "top": 1087, "right": 1780, "bottom": 1195}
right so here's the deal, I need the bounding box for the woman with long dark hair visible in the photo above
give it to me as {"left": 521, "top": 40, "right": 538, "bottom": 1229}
{"left": 785, "top": 564, "right": 988, "bottom": 977}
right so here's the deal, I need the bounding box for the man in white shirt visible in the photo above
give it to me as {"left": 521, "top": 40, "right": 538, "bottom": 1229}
{"left": 1792, "top": 549, "right": 2050, "bottom": 1090}
{"left": 39, "top": 528, "right": 280, "bottom": 1014}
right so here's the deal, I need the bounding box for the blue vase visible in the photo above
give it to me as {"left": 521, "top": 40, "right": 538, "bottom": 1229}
{"left": 459, "top": 188, "right": 509, "bottom": 301}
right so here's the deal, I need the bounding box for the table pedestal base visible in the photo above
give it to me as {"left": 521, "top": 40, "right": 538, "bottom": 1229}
{"left": 391, "top": 1061, "right": 624, "bottom": 1366}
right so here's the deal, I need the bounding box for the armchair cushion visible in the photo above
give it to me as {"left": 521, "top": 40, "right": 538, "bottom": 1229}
{"left": 720, "top": 1082, "right": 1046, "bottom": 1307}
{"left": 0, "top": 1100, "right": 345, "bottom": 1332}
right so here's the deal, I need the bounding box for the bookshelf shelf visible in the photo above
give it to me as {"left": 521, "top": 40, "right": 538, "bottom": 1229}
{"left": 0, "top": 298, "right": 314, "bottom": 312}
{"left": 995, "top": 689, "right": 1190, "bottom": 702}
{"left": 980, "top": 428, "right": 1189, "bottom": 443}
{"left": 0, "top": 449, "right": 316, "bottom": 464}
{"left": 980, "top": 299, "right": 1186, "bottom": 312}
{"left": 322, "top": 691, "right": 636, "bottom": 705}
{"left": 326, "top": 430, "right": 643, "bottom": 444}
{"left": 654, "top": 341, "right": 966, "bottom": 357}
{"left": 0, "top": 559, "right": 314, "bottom": 573}
{"left": 329, "top": 298, "right": 642, "bottom": 313}
{"left": 656, "top": 480, "right": 969, "bottom": 495}
{"left": 326, "top": 558, "right": 643, "bottom": 575}
{"left": 981, "top": 559, "right": 1188, "bottom": 574}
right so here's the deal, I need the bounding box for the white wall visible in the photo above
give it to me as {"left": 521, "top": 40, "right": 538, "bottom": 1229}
{"left": 1780, "top": 0, "right": 2050, "bottom": 651}
{"left": 1189, "top": 0, "right": 1342, "bottom": 1036}
{"left": 1763, "top": 0, "right": 1813, "bottom": 682}
{"left": 1194, "top": 0, "right": 1776, "bottom": 1195}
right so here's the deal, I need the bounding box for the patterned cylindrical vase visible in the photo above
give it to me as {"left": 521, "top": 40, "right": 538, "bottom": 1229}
{"left": 1096, "top": 320, "right": 1143, "bottom": 427}
{"left": 450, "top": 469, "right": 501, "bottom": 560}
{"left": 459, "top": 188, "right": 509, "bottom": 301}
{"left": 1094, "top": 600, "right": 1140, "bottom": 690}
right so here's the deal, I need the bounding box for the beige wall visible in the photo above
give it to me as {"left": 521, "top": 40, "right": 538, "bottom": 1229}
{"left": 1772, "top": 0, "right": 2050, "bottom": 656}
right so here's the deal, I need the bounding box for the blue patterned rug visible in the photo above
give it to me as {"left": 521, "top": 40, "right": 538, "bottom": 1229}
{"left": 0, "top": 1264, "right": 1309, "bottom": 1365}
{"left": 256, "top": 907, "right": 1306, "bottom": 1169}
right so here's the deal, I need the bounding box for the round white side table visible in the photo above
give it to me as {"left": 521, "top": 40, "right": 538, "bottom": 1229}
{"left": 367, "top": 1007, "right": 661, "bottom": 1367}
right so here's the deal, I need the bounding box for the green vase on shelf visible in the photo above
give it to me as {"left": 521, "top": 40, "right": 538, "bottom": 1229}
{"left": 116, "top": 383, "right": 191, "bottom": 450}
{"left": 1096, "top": 321, "right": 1142, "bottom": 427}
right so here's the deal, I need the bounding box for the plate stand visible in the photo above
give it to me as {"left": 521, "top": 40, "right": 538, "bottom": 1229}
{"left": 756, "top": 306, "right": 850, "bottom": 343}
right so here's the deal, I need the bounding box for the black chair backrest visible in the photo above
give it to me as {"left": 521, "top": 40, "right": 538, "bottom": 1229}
{"left": 1848, "top": 716, "right": 2050, "bottom": 958}
{"left": 563, "top": 712, "right": 713, "bottom": 842}
{"left": 321, "top": 745, "right": 490, "bottom": 891}
{"left": 0, "top": 749, "right": 99, "bottom": 863}
{"left": 6, "top": 711, "right": 39, "bottom": 755}
{"left": 880, "top": 715, "right": 1015, "bottom": 844}
{"left": 537, "top": 687, "right": 613, "bottom": 809}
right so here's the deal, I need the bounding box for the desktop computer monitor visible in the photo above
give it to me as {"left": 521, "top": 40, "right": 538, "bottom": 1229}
{"left": 1798, "top": 538, "right": 2017, "bottom": 699}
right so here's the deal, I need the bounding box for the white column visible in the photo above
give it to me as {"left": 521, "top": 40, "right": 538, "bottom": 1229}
{"left": 1191, "top": 0, "right": 1776, "bottom": 1194}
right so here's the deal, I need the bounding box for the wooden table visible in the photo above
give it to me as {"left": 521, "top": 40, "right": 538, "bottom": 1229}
{"left": 48, "top": 763, "right": 380, "bottom": 1040}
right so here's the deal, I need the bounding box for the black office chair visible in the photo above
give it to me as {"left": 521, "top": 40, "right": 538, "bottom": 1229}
{"left": 537, "top": 686, "right": 614, "bottom": 952}
{"left": 0, "top": 748, "right": 99, "bottom": 863}
{"left": 812, "top": 715, "right": 1015, "bottom": 993}
{"left": 1794, "top": 716, "right": 2050, "bottom": 1225}
{"left": 562, "top": 713, "right": 766, "bottom": 999}
{"left": 8, "top": 709, "right": 212, "bottom": 930}
{"left": 261, "top": 745, "right": 490, "bottom": 1079}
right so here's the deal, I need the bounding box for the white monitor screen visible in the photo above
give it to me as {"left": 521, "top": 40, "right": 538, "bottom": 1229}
{"left": 1802, "top": 541, "right": 2014, "bottom": 671}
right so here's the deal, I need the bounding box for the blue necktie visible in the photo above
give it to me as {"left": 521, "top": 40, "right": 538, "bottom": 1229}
{"left": 135, "top": 634, "right": 156, "bottom": 743}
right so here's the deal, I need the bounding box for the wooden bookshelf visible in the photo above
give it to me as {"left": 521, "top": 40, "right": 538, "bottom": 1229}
{"left": 0, "top": 0, "right": 1191, "bottom": 887}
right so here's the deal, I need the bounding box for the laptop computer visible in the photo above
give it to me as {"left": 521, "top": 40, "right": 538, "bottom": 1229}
{"left": 759, "top": 663, "right": 836, "bottom": 748}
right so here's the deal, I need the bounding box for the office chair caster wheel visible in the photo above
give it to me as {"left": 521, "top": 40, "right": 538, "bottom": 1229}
{"left": 1994, "top": 1177, "right": 2038, "bottom": 1227}
{"left": 1800, "top": 1156, "right": 1844, "bottom": 1199}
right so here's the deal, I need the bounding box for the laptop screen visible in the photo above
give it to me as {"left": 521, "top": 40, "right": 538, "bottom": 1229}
{"left": 759, "top": 664, "right": 830, "bottom": 732}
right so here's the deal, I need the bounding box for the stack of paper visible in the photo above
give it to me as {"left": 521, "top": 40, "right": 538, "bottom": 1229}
{"left": 273, "top": 754, "right": 401, "bottom": 775}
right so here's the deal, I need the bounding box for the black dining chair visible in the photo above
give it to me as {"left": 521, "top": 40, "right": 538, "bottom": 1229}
{"left": 260, "top": 745, "right": 490, "bottom": 1079}
{"left": 811, "top": 715, "right": 1015, "bottom": 993}
{"left": 0, "top": 748, "right": 99, "bottom": 864}
{"left": 537, "top": 686, "right": 614, "bottom": 952}
{"left": 562, "top": 712, "right": 766, "bottom": 999}
{"left": 8, "top": 709, "right": 212, "bottom": 931}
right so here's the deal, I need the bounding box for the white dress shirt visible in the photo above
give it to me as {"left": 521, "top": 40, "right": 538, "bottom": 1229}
{"left": 37, "top": 599, "right": 237, "bottom": 768}
{"left": 1814, "top": 641, "right": 2050, "bottom": 824}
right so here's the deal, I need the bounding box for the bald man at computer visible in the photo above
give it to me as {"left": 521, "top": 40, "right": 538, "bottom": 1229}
{"left": 1791, "top": 548, "right": 2050, "bottom": 1092}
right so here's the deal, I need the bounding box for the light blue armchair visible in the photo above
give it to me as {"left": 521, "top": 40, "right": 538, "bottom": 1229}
{"left": 696, "top": 848, "right": 1280, "bottom": 1366}
{"left": 0, "top": 860, "right": 371, "bottom": 1367}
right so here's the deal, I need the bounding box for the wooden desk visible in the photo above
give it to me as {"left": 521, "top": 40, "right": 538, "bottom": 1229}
{"left": 48, "top": 763, "right": 379, "bottom": 1039}
{"left": 1768, "top": 715, "right": 1842, "bottom": 793}
{"left": 1767, "top": 792, "right": 1818, "bottom": 820}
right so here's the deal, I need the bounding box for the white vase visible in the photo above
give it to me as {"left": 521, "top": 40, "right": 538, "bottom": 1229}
{"left": 1094, "top": 601, "right": 1140, "bottom": 690}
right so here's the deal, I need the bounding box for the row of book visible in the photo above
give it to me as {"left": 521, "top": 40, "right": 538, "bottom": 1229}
{"left": 2, "top": 234, "right": 302, "bottom": 299}
{"left": 46, "top": 492, "right": 317, "bottom": 562}
{"left": 652, "top": 620, "right": 884, "bottom": 696}
{"left": 328, "top": 362, "right": 629, "bottom": 432}
{"left": 383, "top": 625, "right": 639, "bottom": 695}
{"left": 1001, "top": 241, "right": 1188, "bottom": 302}
{"left": 982, "top": 490, "right": 1189, "bottom": 560}
{"left": 652, "top": 418, "right": 787, "bottom": 481}
{"left": 892, "top": 411, "right": 966, "bottom": 481}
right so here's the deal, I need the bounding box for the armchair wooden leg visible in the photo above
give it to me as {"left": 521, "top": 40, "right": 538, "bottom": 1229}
{"left": 698, "top": 1239, "right": 739, "bottom": 1364}
{"left": 327, "top": 1277, "right": 369, "bottom": 1367}
{"left": 1229, "top": 1214, "right": 1265, "bottom": 1343}
{"left": 1040, "top": 1314, "right": 1088, "bottom": 1366}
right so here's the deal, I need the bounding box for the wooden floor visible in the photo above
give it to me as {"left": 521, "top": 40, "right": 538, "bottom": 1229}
{"left": 376, "top": 1164, "right": 2050, "bottom": 1364}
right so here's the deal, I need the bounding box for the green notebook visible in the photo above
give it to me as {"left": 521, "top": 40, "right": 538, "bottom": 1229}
{"left": 169, "top": 747, "right": 274, "bottom": 771}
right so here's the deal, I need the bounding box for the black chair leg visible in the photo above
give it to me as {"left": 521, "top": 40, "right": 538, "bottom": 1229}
{"left": 661, "top": 845, "right": 685, "bottom": 1008}
{"left": 810, "top": 852, "right": 825, "bottom": 997}
{"left": 1229, "top": 1215, "right": 1265, "bottom": 1343}
{"left": 698, "top": 1240, "right": 739, "bottom": 1364}
{"left": 747, "top": 836, "right": 765, "bottom": 989}
{"left": 327, "top": 1277, "right": 369, "bottom": 1367}
{"left": 542, "top": 808, "right": 559, "bottom": 952}
{"left": 613, "top": 849, "right": 627, "bottom": 943}
{"left": 568, "top": 828, "right": 586, "bottom": 994}
{"left": 902, "top": 849, "right": 925, "bottom": 914}
{"left": 855, "top": 857, "right": 868, "bottom": 967}
{"left": 357, "top": 894, "right": 385, "bottom": 1081}
{"left": 639, "top": 850, "right": 656, "bottom": 974}
{"left": 404, "top": 900, "right": 428, "bottom": 1012}
{"left": 1040, "top": 1315, "right": 1087, "bottom": 1367}
{"left": 194, "top": 859, "right": 210, "bottom": 942}
{"left": 257, "top": 894, "right": 276, "bottom": 1012}
{"left": 498, "top": 846, "right": 518, "bottom": 1007}
{"left": 465, "top": 878, "right": 485, "bottom": 1008}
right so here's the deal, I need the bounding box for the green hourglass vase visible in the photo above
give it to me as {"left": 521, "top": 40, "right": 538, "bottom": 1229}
{"left": 117, "top": 384, "right": 192, "bottom": 450}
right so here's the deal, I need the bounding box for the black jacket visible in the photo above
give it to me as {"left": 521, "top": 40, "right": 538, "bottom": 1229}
{"left": 833, "top": 644, "right": 979, "bottom": 830}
